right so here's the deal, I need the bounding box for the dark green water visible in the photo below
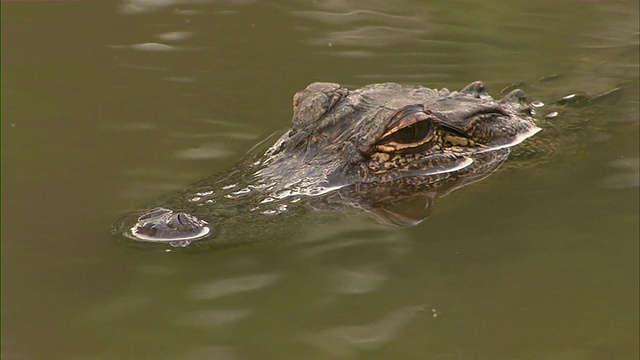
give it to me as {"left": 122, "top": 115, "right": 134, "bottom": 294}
{"left": 2, "top": 0, "right": 638, "bottom": 359}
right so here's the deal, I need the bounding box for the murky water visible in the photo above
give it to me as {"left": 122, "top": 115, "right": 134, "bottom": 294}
{"left": 2, "top": 0, "right": 638, "bottom": 359}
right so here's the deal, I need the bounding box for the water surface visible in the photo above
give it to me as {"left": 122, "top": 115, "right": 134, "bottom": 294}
{"left": 2, "top": 0, "right": 638, "bottom": 359}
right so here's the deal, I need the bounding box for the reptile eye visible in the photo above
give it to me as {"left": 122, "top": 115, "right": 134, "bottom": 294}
{"left": 384, "top": 121, "right": 433, "bottom": 144}
{"left": 375, "top": 112, "right": 436, "bottom": 153}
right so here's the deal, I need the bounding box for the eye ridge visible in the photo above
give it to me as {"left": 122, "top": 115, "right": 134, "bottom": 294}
{"left": 383, "top": 120, "right": 433, "bottom": 145}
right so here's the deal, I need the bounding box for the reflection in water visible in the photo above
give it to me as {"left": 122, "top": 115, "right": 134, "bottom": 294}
{"left": 180, "top": 346, "right": 237, "bottom": 360}
{"left": 189, "top": 273, "right": 282, "bottom": 300}
{"left": 84, "top": 296, "right": 151, "bottom": 323}
{"left": 156, "top": 31, "right": 194, "bottom": 42}
{"left": 176, "top": 309, "right": 253, "bottom": 327}
{"left": 80, "top": 218, "right": 417, "bottom": 358}
{"left": 127, "top": 43, "right": 178, "bottom": 52}
{"left": 110, "top": 42, "right": 204, "bottom": 52}
{"left": 120, "top": 0, "right": 257, "bottom": 14}
{"left": 174, "top": 143, "right": 235, "bottom": 160}
{"left": 602, "top": 157, "right": 640, "bottom": 189}
{"left": 328, "top": 266, "right": 387, "bottom": 294}
{"left": 304, "top": 305, "right": 427, "bottom": 358}
{"left": 292, "top": 9, "right": 429, "bottom": 48}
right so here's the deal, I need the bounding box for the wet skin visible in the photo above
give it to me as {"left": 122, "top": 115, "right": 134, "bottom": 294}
{"left": 129, "top": 81, "right": 540, "bottom": 243}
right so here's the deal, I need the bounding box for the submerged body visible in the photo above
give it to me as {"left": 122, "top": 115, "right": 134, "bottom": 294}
{"left": 125, "top": 81, "right": 540, "bottom": 245}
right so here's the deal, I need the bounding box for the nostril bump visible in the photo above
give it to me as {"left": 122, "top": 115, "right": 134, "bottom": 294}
{"left": 177, "top": 212, "right": 189, "bottom": 226}
{"left": 129, "top": 207, "right": 212, "bottom": 243}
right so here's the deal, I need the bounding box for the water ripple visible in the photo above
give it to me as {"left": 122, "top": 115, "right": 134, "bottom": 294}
{"left": 189, "top": 273, "right": 281, "bottom": 300}
{"left": 120, "top": 42, "right": 178, "bottom": 52}
{"left": 174, "top": 144, "right": 235, "bottom": 160}
{"left": 304, "top": 305, "right": 427, "bottom": 357}
{"left": 176, "top": 309, "right": 253, "bottom": 327}
{"left": 120, "top": 0, "right": 257, "bottom": 15}
{"left": 329, "top": 266, "right": 388, "bottom": 294}
{"left": 179, "top": 346, "right": 237, "bottom": 360}
{"left": 156, "top": 31, "right": 194, "bottom": 42}
{"left": 306, "top": 26, "right": 428, "bottom": 48}
{"left": 602, "top": 157, "right": 640, "bottom": 189}
{"left": 291, "top": 9, "right": 424, "bottom": 27}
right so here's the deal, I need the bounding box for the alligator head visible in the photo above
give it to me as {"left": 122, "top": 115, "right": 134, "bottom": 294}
{"left": 129, "top": 81, "right": 540, "bottom": 243}
{"left": 257, "top": 81, "right": 539, "bottom": 194}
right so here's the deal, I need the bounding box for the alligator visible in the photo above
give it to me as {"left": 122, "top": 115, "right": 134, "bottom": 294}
{"left": 119, "top": 81, "right": 541, "bottom": 246}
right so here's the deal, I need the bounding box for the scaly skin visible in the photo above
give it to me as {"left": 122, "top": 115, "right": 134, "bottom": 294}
{"left": 127, "top": 81, "right": 540, "bottom": 243}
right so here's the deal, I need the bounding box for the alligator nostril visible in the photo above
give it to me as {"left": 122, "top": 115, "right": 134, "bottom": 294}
{"left": 176, "top": 212, "right": 189, "bottom": 226}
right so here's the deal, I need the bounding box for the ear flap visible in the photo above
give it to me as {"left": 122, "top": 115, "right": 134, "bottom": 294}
{"left": 291, "top": 82, "right": 348, "bottom": 130}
